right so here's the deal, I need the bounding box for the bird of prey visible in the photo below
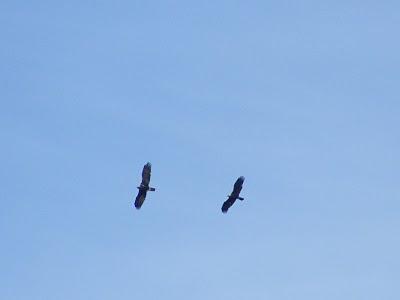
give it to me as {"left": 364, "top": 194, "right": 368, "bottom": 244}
{"left": 221, "top": 176, "right": 245, "bottom": 213}
{"left": 134, "top": 162, "right": 156, "bottom": 209}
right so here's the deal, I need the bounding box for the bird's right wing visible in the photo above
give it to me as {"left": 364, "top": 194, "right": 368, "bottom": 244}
{"left": 233, "top": 176, "right": 244, "bottom": 194}
{"left": 141, "top": 162, "right": 151, "bottom": 186}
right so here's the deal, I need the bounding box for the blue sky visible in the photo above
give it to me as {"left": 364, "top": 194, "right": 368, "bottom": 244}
{"left": 1, "top": 1, "right": 399, "bottom": 299}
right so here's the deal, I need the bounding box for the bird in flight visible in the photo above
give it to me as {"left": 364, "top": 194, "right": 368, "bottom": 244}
{"left": 221, "top": 176, "right": 245, "bottom": 213}
{"left": 134, "top": 162, "right": 156, "bottom": 209}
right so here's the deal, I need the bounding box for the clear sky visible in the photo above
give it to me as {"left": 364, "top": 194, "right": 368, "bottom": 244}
{"left": 1, "top": 1, "right": 399, "bottom": 299}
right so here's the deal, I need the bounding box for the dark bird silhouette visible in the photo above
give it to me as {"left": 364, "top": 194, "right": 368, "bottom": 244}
{"left": 221, "top": 176, "right": 245, "bottom": 213}
{"left": 134, "top": 162, "right": 156, "bottom": 209}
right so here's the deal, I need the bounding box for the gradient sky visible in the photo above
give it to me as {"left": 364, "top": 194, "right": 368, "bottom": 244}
{"left": 1, "top": 1, "right": 400, "bottom": 299}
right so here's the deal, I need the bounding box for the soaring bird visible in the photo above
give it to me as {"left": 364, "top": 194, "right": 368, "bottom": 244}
{"left": 221, "top": 176, "right": 245, "bottom": 213}
{"left": 134, "top": 162, "right": 156, "bottom": 209}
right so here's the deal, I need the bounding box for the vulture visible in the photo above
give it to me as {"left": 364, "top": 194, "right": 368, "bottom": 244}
{"left": 134, "top": 162, "right": 156, "bottom": 209}
{"left": 221, "top": 176, "right": 245, "bottom": 213}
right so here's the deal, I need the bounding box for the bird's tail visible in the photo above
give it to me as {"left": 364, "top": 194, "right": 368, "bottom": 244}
{"left": 149, "top": 187, "right": 156, "bottom": 191}
{"left": 238, "top": 197, "right": 244, "bottom": 201}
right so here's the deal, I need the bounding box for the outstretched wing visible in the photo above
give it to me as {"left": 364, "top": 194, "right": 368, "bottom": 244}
{"left": 135, "top": 189, "right": 147, "bottom": 209}
{"left": 222, "top": 176, "right": 245, "bottom": 213}
{"left": 233, "top": 176, "right": 245, "bottom": 193}
{"left": 221, "top": 197, "right": 236, "bottom": 213}
{"left": 141, "top": 162, "right": 151, "bottom": 187}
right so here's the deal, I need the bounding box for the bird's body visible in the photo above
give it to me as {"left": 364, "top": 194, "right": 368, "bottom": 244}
{"left": 221, "top": 176, "right": 245, "bottom": 213}
{"left": 134, "top": 162, "right": 156, "bottom": 209}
